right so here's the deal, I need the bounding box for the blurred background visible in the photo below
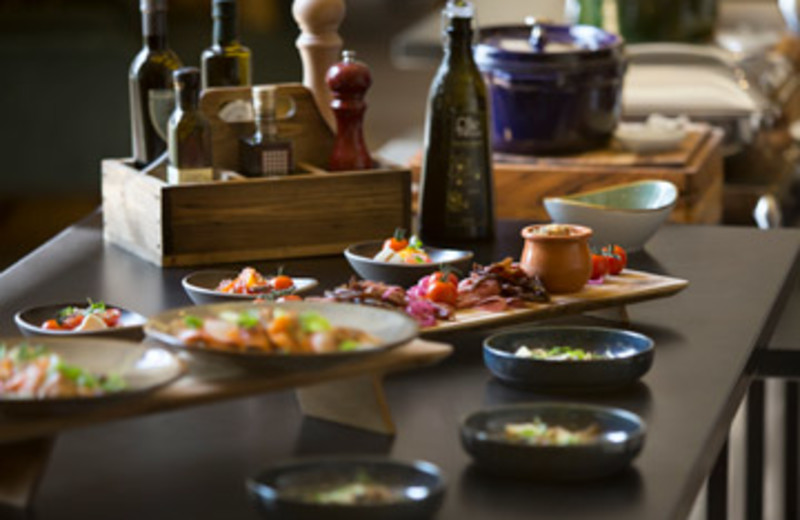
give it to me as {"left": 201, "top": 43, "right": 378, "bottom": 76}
{"left": 1, "top": 0, "right": 799, "bottom": 271}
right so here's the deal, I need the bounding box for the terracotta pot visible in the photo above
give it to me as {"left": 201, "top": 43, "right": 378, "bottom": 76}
{"left": 520, "top": 224, "right": 593, "bottom": 294}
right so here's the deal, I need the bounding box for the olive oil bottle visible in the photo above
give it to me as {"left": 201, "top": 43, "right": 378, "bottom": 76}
{"left": 129, "top": 0, "right": 183, "bottom": 168}
{"left": 419, "top": 0, "right": 495, "bottom": 243}
{"left": 201, "top": 0, "right": 252, "bottom": 89}
{"left": 167, "top": 68, "right": 214, "bottom": 184}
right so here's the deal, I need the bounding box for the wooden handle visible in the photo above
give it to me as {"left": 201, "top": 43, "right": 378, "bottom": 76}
{"left": 292, "top": 0, "right": 346, "bottom": 132}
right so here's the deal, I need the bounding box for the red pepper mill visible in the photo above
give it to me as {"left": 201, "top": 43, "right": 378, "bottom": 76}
{"left": 326, "top": 50, "right": 373, "bottom": 171}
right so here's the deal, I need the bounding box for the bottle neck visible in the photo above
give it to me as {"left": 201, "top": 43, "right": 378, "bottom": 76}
{"left": 254, "top": 113, "right": 277, "bottom": 142}
{"left": 213, "top": 5, "right": 238, "bottom": 47}
{"left": 177, "top": 85, "right": 199, "bottom": 111}
{"left": 444, "top": 17, "right": 474, "bottom": 62}
{"left": 142, "top": 10, "right": 168, "bottom": 50}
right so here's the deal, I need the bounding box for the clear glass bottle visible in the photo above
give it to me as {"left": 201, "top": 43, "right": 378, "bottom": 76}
{"left": 419, "top": 0, "right": 495, "bottom": 243}
{"left": 201, "top": 0, "right": 252, "bottom": 89}
{"left": 167, "top": 68, "right": 214, "bottom": 184}
{"left": 129, "top": 0, "right": 183, "bottom": 168}
{"left": 239, "top": 86, "right": 293, "bottom": 177}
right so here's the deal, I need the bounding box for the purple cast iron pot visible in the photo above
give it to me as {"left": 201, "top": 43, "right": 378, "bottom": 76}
{"left": 476, "top": 23, "right": 627, "bottom": 155}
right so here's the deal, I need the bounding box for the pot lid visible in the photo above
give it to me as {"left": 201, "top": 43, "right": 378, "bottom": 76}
{"left": 476, "top": 22, "right": 623, "bottom": 69}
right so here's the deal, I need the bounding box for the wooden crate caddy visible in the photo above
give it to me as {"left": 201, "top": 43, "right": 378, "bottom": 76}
{"left": 103, "top": 83, "right": 410, "bottom": 267}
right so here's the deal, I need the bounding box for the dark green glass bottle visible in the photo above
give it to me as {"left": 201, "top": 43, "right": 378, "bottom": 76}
{"left": 167, "top": 68, "right": 214, "bottom": 184}
{"left": 129, "top": 0, "right": 183, "bottom": 168}
{"left": 201, "top": 0, "right": 252, "bottom": 89}
{"left": 419, "top": 0, "right": 495, "bottom": 244}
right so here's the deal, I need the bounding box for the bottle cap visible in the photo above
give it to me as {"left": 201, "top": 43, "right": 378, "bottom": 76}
{"left": 212, "top": 0, "right": 236, "bottom": 17}
{"left": 445, "top": 0, "right": 474, "bottom": 19}
{"left": 140, "top": 0, "right": 167, "bottom": 12}
{"left": 173, "top": 67, "right": 201, "bottom": 90}
{"left": 252, "top": 86, "right": 277, "bottom": 116}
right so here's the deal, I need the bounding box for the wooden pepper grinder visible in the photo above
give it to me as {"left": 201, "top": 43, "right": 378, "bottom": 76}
{"left": 292, "top": 0, "right": 345, "bottom": 132}
{"left": 327, "top": 50, "right": 373, "bottom": 171}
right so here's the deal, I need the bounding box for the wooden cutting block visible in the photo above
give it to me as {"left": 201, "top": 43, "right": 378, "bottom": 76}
{"left": 410, "top": 125, "right": 724, "bottom": 225}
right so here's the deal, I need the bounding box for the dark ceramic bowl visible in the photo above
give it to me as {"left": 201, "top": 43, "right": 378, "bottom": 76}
{"left": 460, "top": 403, "right": 645, "bottom": 480}
{"left": 247, "top": 457, "right": 446, "bottom": 520}
{"left": 344, "top": 241, "right": 473, "bottom": 288}
{"left": 14, "top": 302, "right": 147, "bottom": 341}
{"left": 182, "top": 270, "right": 319, "bottom": 305}
{"left": 483, "top": 326, "right": 654, "bottom": 391}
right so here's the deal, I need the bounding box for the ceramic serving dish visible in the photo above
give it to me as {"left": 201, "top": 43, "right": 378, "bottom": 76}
{"left": 0, "top": 337, "right": 184, "bottom": 415}
{"left": 344, "top": 241, "right": 473, "bottom": 288}
{"left": 247, "top": 457, "right": 446, "bottom": 520}
{"left": 144, "top": 300, "right": 418, "bottom": 372}
{"left": 614, "top": 122, "right": 687, "bottom": 154}
{"left": 483, "top": 326, "right": 654, "bottom": 391}
{"left": 460, "top": 403, "right": 645, "bottom": 480}
{"left": 544, "top": 180, "right": 678, "bottom": 251}
{"left": 182, "top": 270, "right": 319, "bottom": 305}
{"left": 520, "top": 224, "right": 592, "bottom": 294}
{"left": 14, "top": 302, "right": 147, "bottom": 340}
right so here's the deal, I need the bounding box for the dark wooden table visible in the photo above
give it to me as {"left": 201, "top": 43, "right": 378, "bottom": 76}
{"left": 1, "top": 215, "right": 798, "bottom": 520}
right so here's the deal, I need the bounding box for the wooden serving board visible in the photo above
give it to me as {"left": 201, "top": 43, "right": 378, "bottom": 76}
{"left": 422, "top": 269, "right": 688, "bottom": 334}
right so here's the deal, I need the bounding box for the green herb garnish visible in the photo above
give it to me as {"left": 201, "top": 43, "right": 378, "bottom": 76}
{"left": 237, "top": 310, "right": 261, "bottom": 329}
{"left": 339, "top": 339, "right": 361, "bottom": 352}
{"left": 299, "top": 312, "right": 331, "bottom": 333}
{"left": 184, "top": 315, "right": 204, "bottom": 329}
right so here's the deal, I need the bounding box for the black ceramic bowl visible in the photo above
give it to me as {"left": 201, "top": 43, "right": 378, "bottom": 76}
{"left": 344, "top": 241, "right": 473, "bottom": 288}
{"left": 460, "top": 403, "right": 645, "bottom": 480}
{"left": 483, "top": 326, "right": 654, "bottom": 391}
{"left": 247, "top": 457, "right": 446, "bottom": 520}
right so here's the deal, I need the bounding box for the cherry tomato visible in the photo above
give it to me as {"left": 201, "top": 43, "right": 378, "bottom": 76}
{"left": 100, "top": 308, "right": 122, "bottom": 327}
{"left": 591, "top": 253, "right": 609, "bottom": 280}
{"left": 383, "top": 228, "right": 408, "bottom": 252}
{"left": 426, "top": 280, "right": 458, "bottom": 305}
{"left": 60, "top": 313, "right": 84, "bottom": 330}
{"left": 602, "top": 245, "right": 627, "bottom": 275}
{"left": 272, "top": 275, "right": 294, "bottom": 291}
{"left": 433, "top": 271, "right": 458, "bottom": 287}
{"left": 42, "top": 319, "right": 62, "bottom": 330}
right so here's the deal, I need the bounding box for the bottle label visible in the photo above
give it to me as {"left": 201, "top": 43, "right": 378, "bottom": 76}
{"left": 167, "top": 165, "right": 214, "bottom": 184}
{"left": 443, "top": 110, "right": 491, "bottom": 234}
{"left": 148, "top": 89, "right": 175, "bottom": 141}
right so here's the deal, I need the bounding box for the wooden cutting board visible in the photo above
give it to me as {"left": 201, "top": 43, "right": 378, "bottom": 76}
{"left": 422, "top": 269, "right": 688, "bottom": 334}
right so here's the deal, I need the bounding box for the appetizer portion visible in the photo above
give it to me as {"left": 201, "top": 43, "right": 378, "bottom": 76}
{"left": 527, "top": 223, "right": 580, "bottom": 237}
{"left": 284, "top": 472, "right": 404, "bottom": 506}
{"left": 590, "top": 244, "right": 629, "bottom": 283}
{"left": 320, "top": 258, "right": 549, "bottom": 327}
{"left": 372, "top": 229, "right": 432, "bottom": 265}
{"left": 0, "top": 344, "right": 125, "bottom": 398}
{"left": 175, "top": 308, "right": 380, "bottom": 354}
{"left": 216, "top": 267, "right": 295, "bottom": 296}
{"left": 41, "top": 300, "right": 121, "bottom": 332}
{"left": 514, "top": 345, "right": 610, "bottom": 361}
{"left": 503, "top": 418, "right": 601, "bottom": 446}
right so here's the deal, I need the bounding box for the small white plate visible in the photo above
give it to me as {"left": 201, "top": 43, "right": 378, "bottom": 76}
{"left": 15, "top": 302, "right": 146, "bottom": 340}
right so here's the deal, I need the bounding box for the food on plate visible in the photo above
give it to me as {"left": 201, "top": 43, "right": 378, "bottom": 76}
{"left": 503, "top": 417, "right": 601, "bottom": 446}
{"left": 0, "top": 344, "right": 125, "bottom": 398}
{"left": 283, "top": 472, "right": 403, "bottom": 505}
{"left": 174, "top": 308, "right": 380, "bottom": 354}
{"left": 373, "top": 229, "right": 432, "bottom": 265}
{"left": 527, "top": 224, "right": 578, "bottom": 237}
{"left": 453, "top": 258, "right": 549, "bottom": 312}
{"left": 320, "top": 278, "right": 453, "bottom": 327}
{"left": 602, "top": 245, "right": 628, "bottom": 275}
{"left": 514, "top": 345, "right": 610, "bottom": 361}
{"left": 216, "top": 267, "right": 296, "bottom": 296}
{"left": 41, "top": 300, "right": 122, "bottom": 331}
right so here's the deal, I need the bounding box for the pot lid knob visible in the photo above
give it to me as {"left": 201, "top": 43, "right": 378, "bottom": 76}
{"left": 525, "top": 16, "right": 549, "bottom": 52}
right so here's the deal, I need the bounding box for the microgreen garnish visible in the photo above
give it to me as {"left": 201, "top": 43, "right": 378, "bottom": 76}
{"left": 184, "top": 315, "right": 204, "bottom": 329}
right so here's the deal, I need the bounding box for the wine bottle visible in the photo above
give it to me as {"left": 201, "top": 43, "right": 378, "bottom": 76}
{"left": 201, "top": 0, "right": 252, "bottom": 89}
{"left": 167, "top": 68, "right": 214, "bottom": 184}
{"left": 239, "top": 86, "right": 293, "bottom": 177}
{"left": 129, "top": 0, "right": 183, "bottom": 168}
{"left": 419, "top": 0, "right": 495, "bottom": 243}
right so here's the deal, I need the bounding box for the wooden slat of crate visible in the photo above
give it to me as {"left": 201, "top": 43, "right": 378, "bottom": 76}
{"left": 409, "top": 127, "right": 724, "bottom": 225}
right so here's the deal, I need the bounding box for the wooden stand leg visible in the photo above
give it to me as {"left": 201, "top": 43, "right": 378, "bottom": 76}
{"left": 295, "top": 375, "right": 395, "bottom": 435}
{"left": 586, "top": 305, "right": 630, "bottom": 324}
{"left": 0, "top": 437, "right": 55, "bottom": 509}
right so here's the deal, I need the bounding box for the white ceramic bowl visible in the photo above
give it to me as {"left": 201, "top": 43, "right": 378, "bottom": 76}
{"left": 544, "top": 180, "right": 678, "bottom": 252}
